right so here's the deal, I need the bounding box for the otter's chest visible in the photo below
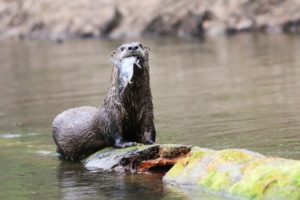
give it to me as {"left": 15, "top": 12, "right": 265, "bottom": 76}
{"left": 122, "top": 88, "right": 144, "bottom": 119}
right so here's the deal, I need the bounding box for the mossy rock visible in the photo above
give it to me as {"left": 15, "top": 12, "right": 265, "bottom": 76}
{"left": 83, "top": 144, "right": 300, "bottom": 199}
{"left": 163, "top": 148, "right": 300, "bottom": 200}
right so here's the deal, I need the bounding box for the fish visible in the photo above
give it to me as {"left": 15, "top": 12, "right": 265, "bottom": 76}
{"left": 118, "top": 57, "right": 141, "bottom": 96}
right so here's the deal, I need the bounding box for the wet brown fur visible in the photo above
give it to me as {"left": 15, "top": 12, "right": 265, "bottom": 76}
{"left": 52, "top": 42, "right": 156, "bottom": 161}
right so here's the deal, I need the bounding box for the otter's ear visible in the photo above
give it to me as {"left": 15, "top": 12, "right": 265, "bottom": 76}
{"left": 145, "top": 46, "right": 150, "bottom": 52}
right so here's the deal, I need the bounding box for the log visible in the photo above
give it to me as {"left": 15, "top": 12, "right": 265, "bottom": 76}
{"left": 83, "top": 144, "right": 300, "bottom": 200}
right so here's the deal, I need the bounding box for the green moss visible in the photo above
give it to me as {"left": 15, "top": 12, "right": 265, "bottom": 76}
{"left": 200, "top": 171, "right": 231, "bottom": 191}
{"left": 84, "top": 144, "right": 158, "bottom": 162}
{"left": 229, "top": 162, "right": 300, "bottom": 200}
{"left": 217, "top": 149, "right": 253, "bottom": 163}
{"left": 265, "top": 165, "right": 300, "bottom": 200}
{"left": 164, "top": 159, "right": 186, "bottom": 180}
{"left": 164, "top": 149, "right": 207, "bottom": 180}
{"left": 186, "top": 151, "right": 207, "bottom": 169}
{"left": 295, "top": 169, "right": 300, "bottom": 187}
{"left": 240, "top": 159, "right": 265, "bottom": 175}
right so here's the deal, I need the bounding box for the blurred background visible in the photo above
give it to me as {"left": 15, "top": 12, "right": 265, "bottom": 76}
{"left": 0, "top": 0, "right": 300, "bottom": 200}
{"left": 0, "top": 0, "right": 300, "bottom": 40}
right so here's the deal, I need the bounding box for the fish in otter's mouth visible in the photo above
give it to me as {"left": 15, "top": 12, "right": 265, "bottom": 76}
{"left": 111, "top": 42, "right": 149, "bottom": 96}
{"left": 119, "top": 56, "right": 142, "bottom": 90}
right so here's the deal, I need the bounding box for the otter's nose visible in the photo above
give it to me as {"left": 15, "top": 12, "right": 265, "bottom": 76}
{"left": 128, "top": 45, "right": 138, "bottom": 51}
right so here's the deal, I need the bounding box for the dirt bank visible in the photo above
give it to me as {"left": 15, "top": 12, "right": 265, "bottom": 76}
{"left": 1, "top": 0, "right": 299, "bottom": 41}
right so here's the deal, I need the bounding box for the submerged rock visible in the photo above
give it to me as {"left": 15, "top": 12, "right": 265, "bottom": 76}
{"left": 84, "top": 144, "right": 300, "bottom": 200}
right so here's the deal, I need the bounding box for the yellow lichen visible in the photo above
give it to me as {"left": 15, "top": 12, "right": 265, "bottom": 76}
{"left": 200, "top": 171, "right": 231, "bottom": 191}
{"left": 217, "top": 149, "right": 253, "bottom": 163}
{"left": 164, "top": 149, "right": 207, "bottom": 180}
{"left": 164, "top": 147, "right": 300, "bottom": 200}
{"left": 229, "top": 163, "right": 300, "bottom": 200}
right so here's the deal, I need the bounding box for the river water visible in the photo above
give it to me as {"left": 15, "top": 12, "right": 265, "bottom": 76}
{"left": 0, "top": 35, "right": 300, "bottom": 199}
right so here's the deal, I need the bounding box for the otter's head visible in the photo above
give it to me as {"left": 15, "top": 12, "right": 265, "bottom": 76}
{"left": 111, "top": 42, "right": 149, "bottom": 66}
{"left": 111, "top": 42, "right": 150, "bottom": 97}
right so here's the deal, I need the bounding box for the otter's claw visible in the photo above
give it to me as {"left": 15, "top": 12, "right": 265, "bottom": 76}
{"left": 115, "top": 141, "right": 136, "bottom": 148}
{"left": 125, "top": 141, "right": 137, "bottom": 147}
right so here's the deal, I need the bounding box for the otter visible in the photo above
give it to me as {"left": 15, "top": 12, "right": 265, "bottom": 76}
{"left": 52, "top": 42, "right": 156, "bottom": 161}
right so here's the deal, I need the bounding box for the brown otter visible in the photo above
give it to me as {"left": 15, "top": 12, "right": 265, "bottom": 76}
{"left": 52, "top": 42, "right": 156, "bottom": 161}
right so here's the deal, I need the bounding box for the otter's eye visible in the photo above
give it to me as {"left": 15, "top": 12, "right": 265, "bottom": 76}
{"left": 120, "top": 47, "right": 125, "bottom": 51}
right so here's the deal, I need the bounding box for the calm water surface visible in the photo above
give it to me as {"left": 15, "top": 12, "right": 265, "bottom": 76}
{"left": 0, "top": 35, "right": 300, "bottom": 199}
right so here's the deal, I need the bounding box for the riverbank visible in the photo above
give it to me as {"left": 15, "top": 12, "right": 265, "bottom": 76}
{"left": 1, "top": 0, "right": 299, "bottom": 41}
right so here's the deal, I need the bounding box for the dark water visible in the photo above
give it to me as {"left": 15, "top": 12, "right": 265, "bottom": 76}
{"left": 0, "top": 35, "right": 300, "bottom": 199}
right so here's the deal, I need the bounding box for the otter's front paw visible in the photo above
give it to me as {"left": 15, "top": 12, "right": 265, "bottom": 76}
{"left": 115, "top": 141, "right": 136, "bottom": 148}
{"left": 142, "top": 131, "right": 155, "bottom": 145}
{"left": 143, "top": 138, "right": 154, "bottom": 145}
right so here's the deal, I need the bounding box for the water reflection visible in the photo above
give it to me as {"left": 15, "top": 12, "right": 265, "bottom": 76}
{"left": 56, "top": 161, "right": 189, "bottom": 200}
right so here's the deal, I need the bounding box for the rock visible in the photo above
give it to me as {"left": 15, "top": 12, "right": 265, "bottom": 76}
{"left": 100, "top": 8, "right": 123, "bottom": 37}
{"left": 83, "top": 144, "right": 191, "bottom": 172}
{"left": 164, "top": 147, "right": 300, "bottom": 200}
{"left": 84, "top": 144, "right": 300, "bottom": 200}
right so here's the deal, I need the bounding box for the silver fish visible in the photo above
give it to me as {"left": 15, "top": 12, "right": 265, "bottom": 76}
{"left": 118, "top": 57, "right": 141, "bottom": 96}
{"left": 120, "top": 57, "right": 136, "bottom": 84}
